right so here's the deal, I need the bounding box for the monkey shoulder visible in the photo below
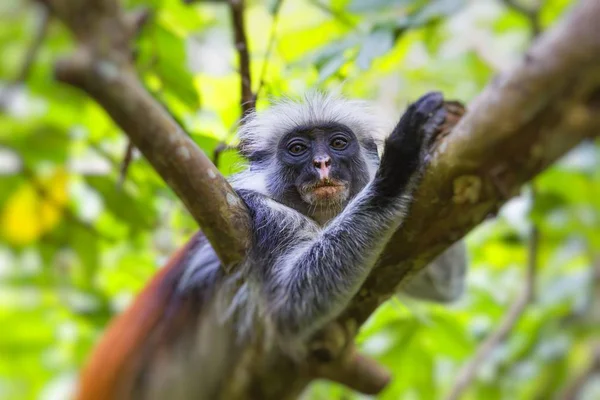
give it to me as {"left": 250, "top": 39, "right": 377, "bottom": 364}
{"left": 179, "top": 189, "right": 319, "bottom": 294}
{"left": 235, "top": 189, "right": 321, "bottom": 264}
{"left": 237, "top": 189, "right": 321, "bottom": 237}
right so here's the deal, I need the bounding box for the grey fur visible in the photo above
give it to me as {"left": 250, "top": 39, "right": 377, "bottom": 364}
{"left": 131, "top": 92, "right": 468, "bottom": 399}
{"left": 183, "top": 92, "right": 467, "bottom": 350}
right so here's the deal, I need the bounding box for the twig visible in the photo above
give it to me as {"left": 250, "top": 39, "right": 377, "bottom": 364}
{"left": 0, "top": 4, "right": 49, "bottom": 110}
{"left": 211, "top": 0, "right": 256, "bottom": 169}
{"left": 212, "top": 142, "right": 237, "bottom": 167}
{"left": 501, "top": 0, "right": 542, "bottom": 38}
{"left": 255, "top": 0, "right": 285, "bottom": 100}
{"left": 17, "top": 4, "right": 50, "bottom": 82}
{"left": 559, "top": 344, "right": 600, "bottom": 400}
{"left": 228, "top": 0, "right": 254, "bottom": 115}
{"left": 214, "top": 0, "right": 283, "bottom": 168}
{"left": 444, "top": 205, "right": 539, "bottom": 400}
{"left": 125, "top": 6, "right": 152, "bottom": 38}
{"left": 118, "top": 141, "right": 135, "bottom": 188}
{"left": 558, "top": 258, "right": 600, "bottom": 399}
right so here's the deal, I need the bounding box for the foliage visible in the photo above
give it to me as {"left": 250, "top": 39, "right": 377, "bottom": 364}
{"left": 0, "top": 0, "right": 598, "bottom": 399}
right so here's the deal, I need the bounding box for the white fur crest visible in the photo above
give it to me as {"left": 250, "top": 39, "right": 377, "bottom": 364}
{"left": 238, "top": 91, "right": 390, "bottom": 158}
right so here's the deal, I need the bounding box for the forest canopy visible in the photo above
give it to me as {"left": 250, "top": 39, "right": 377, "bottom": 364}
{"left": 0, "top": 0, "right": 599, "bottom": 399}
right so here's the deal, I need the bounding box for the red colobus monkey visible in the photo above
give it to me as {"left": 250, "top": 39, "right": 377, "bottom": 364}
{"left": 76, "top": 92, "right": 466, "bottom": 400}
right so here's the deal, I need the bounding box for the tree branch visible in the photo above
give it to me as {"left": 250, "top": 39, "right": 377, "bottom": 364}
{"left": 42, "top": 0, "right": 250, "bottom": 270}
{"left": 213, "top": 0, "right": 283, "bottom": 168}
{"left": 559, "top": 344, "right": 600, "bottom": 400}
{"left": 340, "top": 0, "right": 600, "bottom": 329}
{"left": 228, "top": 0, "right": 254, "bottom": 114}
{"left": 210, "top": 0, "right": 255, "bottom": 168}
{"left": 301, "top": 3, "right": 600, "bottom": 394}
{"left": 117, "top": 140, "right": 135, "bottom": 188}
{"left": 43, "top": 0, "right": 600, "bottom": 397}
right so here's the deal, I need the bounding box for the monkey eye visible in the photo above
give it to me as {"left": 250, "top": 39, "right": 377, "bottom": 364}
{"left": 330, "top": 137, "right": 349, "bottom": 150}
{"left": 288, "top": 142, "right": 308, "bottom": 155}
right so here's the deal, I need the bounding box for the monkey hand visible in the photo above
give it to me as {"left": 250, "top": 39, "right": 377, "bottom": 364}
{"left": 389, "top": 91, "right": 446, "bottom": 164}
{"left": 376, "top": 92, "right": 446, "bottom": 198}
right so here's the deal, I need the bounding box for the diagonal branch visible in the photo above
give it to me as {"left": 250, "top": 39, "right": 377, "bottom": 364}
{"left": 341, "top": 0, "right": 600, "bottom": 329}
{"left": 306, "top": 0, "right": 600, "bottom": 393}
{"left": 41, "top": 0, "right": 250, "bottom": 270}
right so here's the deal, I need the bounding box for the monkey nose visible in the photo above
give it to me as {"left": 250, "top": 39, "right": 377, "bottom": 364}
{"left": 313, "top": 156, "right": 331, "bottom": 180}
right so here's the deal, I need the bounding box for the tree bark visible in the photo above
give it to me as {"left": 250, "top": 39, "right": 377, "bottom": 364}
{"left": 42, "top": 0, "right": 600, "bottom": 397}
{"left": 40, "top": 0, "right": 250, "bottom": 270}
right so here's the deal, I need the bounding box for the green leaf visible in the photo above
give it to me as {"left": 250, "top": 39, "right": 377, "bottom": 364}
{"left": 347, "top": 0, "right": 418, "bottom": 13}
{"left": 69, "top": 223, "right": 100, "bottom": 285}
{"left": 410, "top": 0, "right": 466, "bottom": 25}
{"left": 317, "top": 54, "right": 347, "bottom": 82}
{"left": 356, "top": 28, "right": 394, "bottom": 70}
{"left": 136, "top": 22, "right": 200, "bottom": 110}
{"left": 84, "top": 176, "right": 156, "bottom": 230}
{"left": 0, "top": 119, "right": 69, "bottom": 164}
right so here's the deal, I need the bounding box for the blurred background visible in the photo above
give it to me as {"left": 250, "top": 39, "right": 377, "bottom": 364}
{"left": 0, "top": 0, "right": 599, "bottom": 399}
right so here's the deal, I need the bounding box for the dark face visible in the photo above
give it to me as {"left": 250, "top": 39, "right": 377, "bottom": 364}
{"left": 268, "top": 122, "right": 373, "bottom": 221}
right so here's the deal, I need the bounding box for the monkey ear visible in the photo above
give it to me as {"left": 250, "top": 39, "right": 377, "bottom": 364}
{"left": 237, "top": 141, "right": 253, "bottom": 160}
{"left": 239, "top": 148, "right": 272, "bottom": 163}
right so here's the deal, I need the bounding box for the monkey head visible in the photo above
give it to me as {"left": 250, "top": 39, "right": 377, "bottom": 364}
{"left": 276, "top": 122, "right": 368, "bottom": 208}
{"left": 233, "top": 92, "right": 388, "bottom": 224}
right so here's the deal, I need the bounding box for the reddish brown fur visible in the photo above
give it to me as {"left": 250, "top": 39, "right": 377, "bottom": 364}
{"left": 76, "top": 235, "right": 200, "bottom": 400}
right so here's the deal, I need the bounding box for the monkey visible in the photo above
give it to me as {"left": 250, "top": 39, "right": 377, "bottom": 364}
{"left": 76, "top": 91, "right": 467, "bottom": 400}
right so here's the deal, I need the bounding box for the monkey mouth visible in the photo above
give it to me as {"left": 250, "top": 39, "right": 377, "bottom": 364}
{"left": 302, "top": 181, "right": 348, "bottom": 203}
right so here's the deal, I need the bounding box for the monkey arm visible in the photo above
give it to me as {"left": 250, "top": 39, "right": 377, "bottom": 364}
{"left": 245, "top": 92, "right": 447, "bottom": 340}
{"left": 244, "top": 185, "right": 411, "bottom": 340}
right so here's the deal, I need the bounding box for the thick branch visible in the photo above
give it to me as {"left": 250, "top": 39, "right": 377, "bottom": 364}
{"left": 341, "top": 0, "right": 600, "bottom": 328}
{"left": 43, "top": 0, "right": 250, "bottom": 269}
{"left": 306, "top": 0, "right": 600, "bottom": 393}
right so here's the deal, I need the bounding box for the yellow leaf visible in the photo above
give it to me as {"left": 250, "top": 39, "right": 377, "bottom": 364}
{"left": 1, "top": 168, "right": 69, "bottom": 246}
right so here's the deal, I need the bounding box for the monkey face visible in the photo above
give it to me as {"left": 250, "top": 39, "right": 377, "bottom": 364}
{"left": 274, "top": 122, "right": 371, "bottom": 214}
